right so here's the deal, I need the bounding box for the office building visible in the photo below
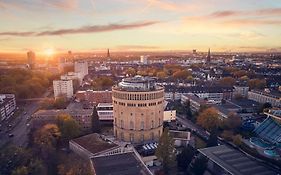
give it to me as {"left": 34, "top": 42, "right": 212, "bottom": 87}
{"left": 0, "top": 94, "right": 16, "bottom": 121}
{"left": 75, "top": 90, "right": 112, "bottom": 105}
{"left": 74, "top": 61, "right": 88, "bottom": 78}
{"left": 248, "top": 90, "right": 281, "bottom": 107}
{"left": 112, "top": 76, "right": 164, "bottom": 143}
{"left": 140, "top": 56, "right": 148, "bottom": 64}
{"left": 53, "top": 79, "right": 73, "bottom": 99}
{"left": 96, "top": 103, "right": 113, "bottom": 121}
{"left": 27, "top": 51, "right": 36, "bottom": 69}
{"left": 61, "top": 72, "right": 83, "bottom": 85}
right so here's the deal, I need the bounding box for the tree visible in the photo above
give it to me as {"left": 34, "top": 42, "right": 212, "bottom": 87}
{"left": 156, "top": 128, "right": 176, "bottom": 174}
{"left": 207, "top": 129, "right": 218, "bottom": 147}
{"left": 258, "top": 102, "right": 272, "bottom": 114}
{"left": 219, "top": 77, "right": 235, "bottom": 87}
{"left": 156, "top": 71, "right": 167, "bottom": 79}
{"left": 57, "top": 114, "right": 81, "bottom": 141}
{"left": 92, "top": 106, "right": 100, "bottom": 133}
{"left": 248, "top": 79, "right": 266, "bottom": 90}
{"left": 197, "top": 107, "right": 220, "bottom": 131}
{"left": 221, "top": 130, "right": 234, "bottom": 141}
{"left": 188, "top": 155, "right": 208, "bottom": 175}
{"left": 11, "top": 166, "right": 29, "bottom": 175}
{"left": 172, "top": 70, "right": 191, "bottom": 80}
{"left": 33, "top": 124, "right": 61, "bottom": 158}
{"left": 125, "top": 68, "right": 136, "bottom": 76}
{"left": 183, "top": 100, "right": 193, "bottom": 120}
{"left": 177, "top": 146, "right": 195, "bottom": 171}
{"left": 232, "top": 134, "right": 242, "bottom": 146}
{"left": 222, "top": 112, "right": 242, "bottom": 130}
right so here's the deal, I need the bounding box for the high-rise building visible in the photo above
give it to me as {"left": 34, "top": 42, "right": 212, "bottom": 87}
{"left": 0, "top": 94, "right": 16, "bottom": 121}
{"left": 53, "top": 79, "right": 73, "bottom": 99}
{"left": 74, "top": 61, "right": 88, "bottom": 78}
{"left": 206, "top": 48, "right": 211, "bottom": 63}
{"left": 27, "top": 51, "right": 36, "bottom": 69}
{"left": 140, "top": 55, "right": 148, "bottom": 64}
{"left": 112, "top": 76, "right": 164, "bottom": 143}
{"left": 107, "top": 49, "right": 110, "bottom": 58}
{"left": 192, "top": 49, "right": 197, "bottom": 54}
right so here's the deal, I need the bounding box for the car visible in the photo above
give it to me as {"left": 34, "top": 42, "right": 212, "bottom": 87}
{"left": 8, "top": 133, "right": 14, "bottom": 137}
{"left": 8, "top": 124, "right": 12, "bottom": 127}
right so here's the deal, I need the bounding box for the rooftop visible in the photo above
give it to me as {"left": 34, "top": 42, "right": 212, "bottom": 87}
{"left": 33, "top": 109, "right": 93, "bottom": 117}
{"left": 199, "top": 145, "right": 278, "bottom": 175}
{"left": 91, "top": 152, "right": 152, "bottom": 175}
{"left": 71, "top": 133, "right": 118, "bottom": 155}
{"left": 114, "top": 75, "right": 163, "bottom": 92}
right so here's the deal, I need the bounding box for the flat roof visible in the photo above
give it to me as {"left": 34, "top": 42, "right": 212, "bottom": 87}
{"left": 33, "top": 109, "right": 93, "bottom": 117}
{"left": 71, "top": 133, "right": 117, "bottom": 155}
{"left": 97, "top": 103, "right": 113, "bottom": 107}
{"left": 91, "top": 152, "right": 151, "bottom": 175}
{"left": 199, "top": 145, "right": 278, "bottom": 175}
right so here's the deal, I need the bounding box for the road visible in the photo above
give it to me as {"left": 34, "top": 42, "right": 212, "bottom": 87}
{"left": 0, "top": 90, "right": 51, "bottom": 148}
{"left": 176, "top": 114, "right": 210, "bottom": 140}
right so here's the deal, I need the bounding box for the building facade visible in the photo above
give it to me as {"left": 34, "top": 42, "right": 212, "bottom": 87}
{"left": 75, "top": 90, "right": 112, "bottom": 105}
{"left": 248, "top": 90, "right": 281, "bottom": 107}
{"left": 0, "top": 94, "right": 16, "bottom": 121}
{"left": 27, "top": 51, "right": 36, "bottom": 69}
{"left": 53, "top": 79, "right": 74, "bottom": 99}
{"left": 112, "top": 76, "right": 164, "bottom": 143}
{"left": 96, "top": 103, "right": 113, "bottom": 121}
{"left": 74, "top": 61, "right": 88, "bottom": 78}
{"left": 61, "top": 72, "right": 83, "bottom": 85}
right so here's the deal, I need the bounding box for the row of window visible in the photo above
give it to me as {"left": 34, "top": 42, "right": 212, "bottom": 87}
{"left": 113, "top": 100, "right": 163, "bottom": 107}
{"left": 116, "top": 130, "right": 161, "bottom": 142}
{"left": 115, "top": 118, "right": 162, "bottom": 130}
{"left": 113, "top": 91, "right": 163, "bottom": 100}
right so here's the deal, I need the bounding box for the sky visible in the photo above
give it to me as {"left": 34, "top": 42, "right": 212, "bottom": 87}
{"left": 0, "top": 0, "right": 281, "bottom": 53}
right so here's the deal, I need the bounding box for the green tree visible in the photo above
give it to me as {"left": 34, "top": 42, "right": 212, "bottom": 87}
{"left": 92, "top": 106, "right": 100, "bottom": 133}
{"left": 156, "top": 128, "right": 176, "bottom": 174}
{"left": 177, "top": 146, "right": 195, "bottom": 171}
{"left": 188, "top": 155, "right": 208, "bottom": 175}
{"left": 57, "top": 114, "right": 81, "bottom": 141}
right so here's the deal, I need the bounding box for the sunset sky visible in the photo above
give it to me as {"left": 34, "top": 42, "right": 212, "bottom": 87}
{"left": 0, "top": 0, "right": 281, "bottom": 53}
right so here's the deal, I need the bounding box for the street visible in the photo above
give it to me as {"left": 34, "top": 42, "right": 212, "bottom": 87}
{"left": 0, "top": 90, "right": 51, "bottom": 148}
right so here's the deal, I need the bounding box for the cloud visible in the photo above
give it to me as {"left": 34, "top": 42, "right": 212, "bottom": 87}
{"left": 0, "top": 21, "right": 159, "bottom": 37}
{"left": 209, "top": 8, "right": 281, "bottom": 18}
{"left": 222, "top": 19, "right": 281, "bottom": 26}
{"left": 42, "top": 0, "right": 78, "bottom": 11}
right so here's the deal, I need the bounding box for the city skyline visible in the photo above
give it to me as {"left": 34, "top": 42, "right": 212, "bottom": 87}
{"left": 0, "top": 0, "right": 281, "bottom": 53}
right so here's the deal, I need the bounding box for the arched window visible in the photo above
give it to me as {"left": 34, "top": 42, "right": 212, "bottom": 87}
{"left": 130, "top": 121, "right": 134, "bottom": 130}
{"left": 151, "top": 120, "right": 154, "bottom": 129}
{"left": 130, "top": 133, "right": 134, "bottom": 143}
{"left": 150, "top": 132, "right": 154, "bottom": 140}
{"left": 121, "top": 120, "right": 124, "bottom": 128}
{"left": 141, "top": 121, "right": 144, "bottom": 130}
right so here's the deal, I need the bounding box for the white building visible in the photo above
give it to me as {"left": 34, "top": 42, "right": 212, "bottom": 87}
{"left": 74, "top": 61, "right": 88, "bottom": 78}
{"left": 234, "top": 86, "right": 249, "bottom": 98}
{"left": 61, "top": 72, "right": 83, "bottom": 85}
{"left": 96, "top": 103, "right": 113, "bottom": 121}
{"left": 248, "top": 90, "right": 281, "bottom": 107}
{"left": 0, "top": 94, "right": 16, "bottom": 121}
{"left": 53, "top": 79, "right": 73, "bottom": 99}
{"left": 140, "top": 56, "right": 148, "bottom": 64}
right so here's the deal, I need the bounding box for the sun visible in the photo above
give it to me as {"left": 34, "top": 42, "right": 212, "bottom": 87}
{"left": 44, "top": 48, "right": 55, "bottom": 56}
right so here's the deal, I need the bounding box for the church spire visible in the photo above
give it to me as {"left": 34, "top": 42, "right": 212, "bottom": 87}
{"left": 107, "top": 48, "right": 110, "bottom": 58}
{"left": 206, "top": 48, "right": 211, "bottom": 63}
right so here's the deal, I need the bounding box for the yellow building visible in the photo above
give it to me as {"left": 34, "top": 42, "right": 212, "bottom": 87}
{"left": 112, "top": 76, "right": 164, "bottom": 144}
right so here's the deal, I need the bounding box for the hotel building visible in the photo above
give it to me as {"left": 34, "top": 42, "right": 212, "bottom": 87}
{"left": 112, "top": 76, "right": 164, "bottom": 144}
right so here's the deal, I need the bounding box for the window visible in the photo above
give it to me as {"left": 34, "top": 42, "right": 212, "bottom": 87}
{"left": 141, "top": 121, "right": 144, "bottom": 130}
{"left": 150, "top": 132, "right": 154, "bottom": 141}
{"left": 141, "top": 134, "right": 144, "bottom": 142}
{"left": 130, "top": 133, "right": 134, "bottom": 143}
{"left": 151, "top": 120, "right": 154, "bottom": 129}
{"left": 121, "top": 120, "right": 124, "bottom": 128}
{"left": 121, "top": 132, "right": 124, "bottom": 141}
{"left": 130, "top": 121, "right": 134, "bottom": 130}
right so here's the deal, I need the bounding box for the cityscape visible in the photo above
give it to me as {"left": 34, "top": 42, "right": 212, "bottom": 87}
{"left": 0, "top": 1, "right": 281, "bottom": 175}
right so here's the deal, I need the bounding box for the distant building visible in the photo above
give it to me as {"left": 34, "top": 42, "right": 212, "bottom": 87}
{"left": 32, "top": 109, "right": 93, "bottom": 132}
{"left": 206, "top": 48, "right": 211, "bottom": 63}
{"left": 96, "top": 103, "right": 113, "bottom": 121}
{"left": 27, "top": 51, "right": 36, "bottom": 69}
{"left": 199, "top": 145, "right": 278, "bottom": 175}
{"left": 74, "top": 61, "right": 88, "bottom": 78}
{"left": 112, "top": 76, "right": 164, "bottom": 143}
{"left": 181, "top": 94, "right": 207, "bottom": 112}
{"left": 234, "top": 86, "right": 249, "bottom": 98}
{"left": 53, "top": 79, "right": 73, "bottom": 99}
{"left": 107, "top": 48, "right": 110, "bottom": 58}
{"left": 75, "top": 90, "right": 112, "bottom": 105}
{"left": 140, "top": 56, "right": 148, "bottom": 64}
{"left": 248, "top": 90, "right": 281, "bottom": 107}
{"left": 61, "top": 72, "right": 83, "bottom": 85}
{"left": 0, "top": 94, "right": 16, "bottom": 121}
{"left": 192, "top": 49, "right": 197, "bottom": 54}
